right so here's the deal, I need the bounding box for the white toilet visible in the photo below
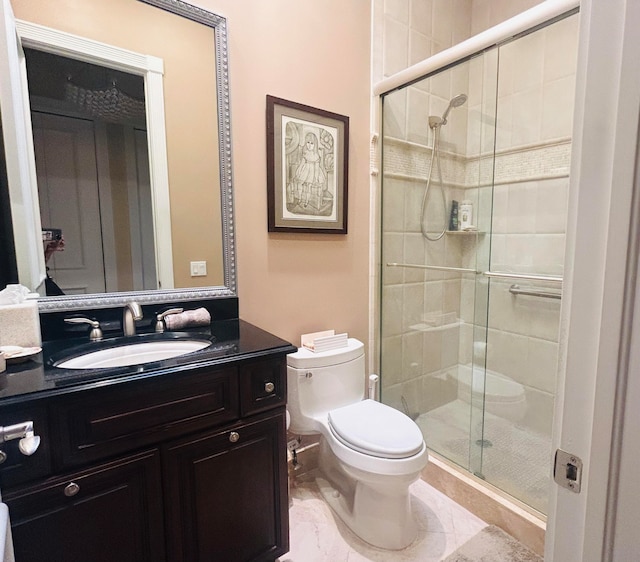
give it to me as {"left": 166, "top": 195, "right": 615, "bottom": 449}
{"left": 287, "top": 338, "right": 429, "bottom": 550}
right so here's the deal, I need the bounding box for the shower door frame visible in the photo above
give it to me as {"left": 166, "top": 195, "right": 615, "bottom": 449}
{"left": 545, "top": 0, "right": 640, "bottom": 559}
{"left": 374, "top": 0, "right": 640, "bottom": 557}
{"left": 376, "top": 0, "right": 578, "bottom": 514}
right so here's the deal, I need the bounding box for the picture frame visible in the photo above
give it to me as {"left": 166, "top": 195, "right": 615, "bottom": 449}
{"left": 266, "top": 95, "right": 349, "bottom": 233}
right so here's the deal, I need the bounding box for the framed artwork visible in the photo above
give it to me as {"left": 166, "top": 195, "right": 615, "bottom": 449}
{"left": 266, "top": 95, "right": 349, "bottom": 233}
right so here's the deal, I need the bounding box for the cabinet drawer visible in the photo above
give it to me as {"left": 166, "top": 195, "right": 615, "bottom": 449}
{"left": 0, "top": 403, "right": 51, "bottom": 488}
{"left": 4, "top": 448, "right": 165, "bottom": 562}
{"left": 53, "top": 366, "right": 239, "bottom": 469}
{"left": 239, "top": 357, "right": 287, "bottom": 417}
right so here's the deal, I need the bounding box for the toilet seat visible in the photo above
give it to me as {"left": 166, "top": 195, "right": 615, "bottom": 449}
{"left": 328, "top": 400, "right": 424, "bottom": 459}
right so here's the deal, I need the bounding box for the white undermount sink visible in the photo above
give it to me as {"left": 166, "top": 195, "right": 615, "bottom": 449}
{"left": 55, "top": 339, "right": 212, "bottom": 369}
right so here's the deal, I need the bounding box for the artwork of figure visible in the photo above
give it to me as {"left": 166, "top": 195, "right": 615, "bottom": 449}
{"left": 283, "top": 118, "right": 336, "bottom": 218}
{"left": 295, "top": 132, "right": 325, "bottom": 207}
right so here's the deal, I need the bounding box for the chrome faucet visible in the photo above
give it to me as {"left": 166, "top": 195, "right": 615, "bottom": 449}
{"left": 123, "top": 301, "right": 143, "bottom": 336}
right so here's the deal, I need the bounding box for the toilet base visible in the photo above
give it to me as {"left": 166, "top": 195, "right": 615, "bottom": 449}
{"left": 316, "top": 439, "right": 420, "bottom": 550}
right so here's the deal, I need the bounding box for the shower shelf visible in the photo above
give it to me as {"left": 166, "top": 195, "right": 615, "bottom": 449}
{"left": 409, "top": 319, "right": 463, "bottom": 333}
{"left": 446, "top": 230, "right": 485, "bottom": 236}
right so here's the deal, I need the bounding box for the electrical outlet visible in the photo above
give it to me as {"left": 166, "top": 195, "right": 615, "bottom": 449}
{"left": 190, "top": 261, "right": 207, "bottom": 277}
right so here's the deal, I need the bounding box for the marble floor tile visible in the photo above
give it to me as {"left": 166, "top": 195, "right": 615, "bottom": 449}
{"left": 279, "top": 474, "right": 487, "bottom": 562}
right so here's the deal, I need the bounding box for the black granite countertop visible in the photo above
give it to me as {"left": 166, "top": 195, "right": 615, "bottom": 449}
{"left": 0, "top": 319, "right": 297, "bottom": 406}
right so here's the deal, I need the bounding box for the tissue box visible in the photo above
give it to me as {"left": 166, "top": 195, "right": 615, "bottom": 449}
{"left": 0, "top": 301, "right": 42, "bottom": 348}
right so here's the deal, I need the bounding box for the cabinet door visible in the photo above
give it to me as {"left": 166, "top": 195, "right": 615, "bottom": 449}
{"left": 4, "top": 449, "right": 165, "bottom": 562}
{"left": 164, "top": 410, "right": 288, "bottom": 562}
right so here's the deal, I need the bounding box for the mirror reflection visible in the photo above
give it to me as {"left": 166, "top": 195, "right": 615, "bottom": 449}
{"left": 26, "top": 49, "right": 157, "bottom": 296}
{"left": 0, "top": 0, "right": 236, "bottom": 310}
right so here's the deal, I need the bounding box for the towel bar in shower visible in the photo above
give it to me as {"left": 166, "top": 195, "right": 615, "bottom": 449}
{"left": 386, "top": 263, "right": 476, "bottom": 274}
{"left": 483, "top": 271, "right": 563, "bottom": 283}
{"left": 509, "top": 284, "right": 562, "bottom": 299}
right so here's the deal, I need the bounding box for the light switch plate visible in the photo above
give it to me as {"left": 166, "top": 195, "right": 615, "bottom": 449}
{"left": 190, "top": 261, "right": 207, "bottom": 277}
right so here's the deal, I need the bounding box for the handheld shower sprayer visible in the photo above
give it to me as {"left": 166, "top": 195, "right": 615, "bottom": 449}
{"left": 429, "top": 93, "right": 468, "bottom": 129}
{"left": 421, "top": 93, "right": 468, "bottom": 241}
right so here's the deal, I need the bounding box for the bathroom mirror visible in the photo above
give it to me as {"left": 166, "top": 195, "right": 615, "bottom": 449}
{"left": 0, "top": 0, "right": 236, "bottom": 312}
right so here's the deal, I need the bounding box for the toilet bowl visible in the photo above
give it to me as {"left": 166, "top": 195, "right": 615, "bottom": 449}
{"left": 287, "top": 339, "right": 428, "bottom": 550}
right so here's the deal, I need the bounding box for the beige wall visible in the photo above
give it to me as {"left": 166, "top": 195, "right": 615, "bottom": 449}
{"left": 206, "top": 0, "right": 372, "bottom": 346}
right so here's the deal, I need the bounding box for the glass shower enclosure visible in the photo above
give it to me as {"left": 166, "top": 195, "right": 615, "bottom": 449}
{"left": 379, "top": 12, "right": 578, "bottom": 515}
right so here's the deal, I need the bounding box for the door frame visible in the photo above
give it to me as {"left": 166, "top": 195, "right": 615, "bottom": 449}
{"left": 547, "top": 0, "right": 640, "bottom": 559}
{"left": 0, "top": 0, "right": 44, "bottom": 291}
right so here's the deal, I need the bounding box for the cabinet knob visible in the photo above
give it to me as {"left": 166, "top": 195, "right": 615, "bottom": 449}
{"left": 229, "top": 431, "right": 240, "bottom": 443}
{"left": 264, "top": 381, "right": 275, "bottom": 394}
{"left": 64, "top": 482, "right": 80, "bottom": 497}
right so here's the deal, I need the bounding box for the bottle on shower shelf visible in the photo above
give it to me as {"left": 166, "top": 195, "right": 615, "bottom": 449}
{"left": 448, "top": 200, "right": 459, "bottom": 231}
{"left": 459, "top": 199, "right": 474, "bottom": 230}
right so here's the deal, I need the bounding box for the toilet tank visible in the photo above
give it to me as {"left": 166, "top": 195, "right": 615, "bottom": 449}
{"left": 287, "top": 338, "right": 365, "bottom": 435}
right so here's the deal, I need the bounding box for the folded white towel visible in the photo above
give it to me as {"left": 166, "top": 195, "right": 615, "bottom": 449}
{"left": 164, "top": 307, "right": 211, "bottom": 330}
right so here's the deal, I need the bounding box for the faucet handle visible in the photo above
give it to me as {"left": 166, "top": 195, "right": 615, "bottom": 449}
{"left": 64, "top": 317, "right": 103, "bottom": 341}
{"left": 155, "top": 308, "right": 184, "bottom": 332}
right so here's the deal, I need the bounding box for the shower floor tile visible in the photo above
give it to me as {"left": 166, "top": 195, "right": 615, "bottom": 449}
{"left": 279, "top": 473, "right": 487, "bottom": 561}
{"left": 417, "top": 399, "right": 551, "bottom": 513}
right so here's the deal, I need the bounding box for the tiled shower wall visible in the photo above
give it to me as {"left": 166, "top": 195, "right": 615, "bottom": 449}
{"left": 485, "top": 13, "right": 578, "bottom": 437}
{"left": 373, "top": 0, "right": 544, "bottom": 84}
{"left": 376, "top": 0, "right": 578, "bottom": 478}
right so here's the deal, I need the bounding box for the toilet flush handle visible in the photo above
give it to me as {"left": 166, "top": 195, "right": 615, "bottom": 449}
{"left": 368, "top": 374, "right": 379, "bottom": 401}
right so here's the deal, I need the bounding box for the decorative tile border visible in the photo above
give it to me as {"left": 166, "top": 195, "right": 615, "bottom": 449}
{"left": 383, "top": 136, "right": 572, "bottom": 188}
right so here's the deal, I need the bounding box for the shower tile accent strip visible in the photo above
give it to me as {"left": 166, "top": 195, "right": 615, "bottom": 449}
{"left": 383, "top": 135, "right": 572, "bottom": 187}
{"left": 383, "top": 136, "right": 467, "bottom": 187}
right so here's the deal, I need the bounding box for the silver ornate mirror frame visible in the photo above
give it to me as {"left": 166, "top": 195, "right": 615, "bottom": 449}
{"left": 38, "top": 0, "right": 236, "bottom": 312}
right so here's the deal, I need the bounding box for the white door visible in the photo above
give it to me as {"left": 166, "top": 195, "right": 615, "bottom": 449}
{"left": 547, "top": 0, "right": 640, "bottom": 559}
{"left": 32, "top": 112, "right": 106, "bottom": 295}
{"left": 0, "top": 0, "right": 44, "bottom": 292}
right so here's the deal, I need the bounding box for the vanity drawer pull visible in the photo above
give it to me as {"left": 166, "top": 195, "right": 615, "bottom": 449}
{"left": 229, "top": 431, "right": 240, "bottom": 443}
{"left": 264, "top": 382, "right": 275, "bottom": 394}
{"left": 64, "top": 482, "right": 80, "bottom": 497}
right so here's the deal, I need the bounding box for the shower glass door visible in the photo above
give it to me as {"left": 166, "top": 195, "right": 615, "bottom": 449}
{"left": 379, "top": 49, "right": 498, "bottom": 473}
{"left": 379, "top": 11, "right": 577, "bottom": 516}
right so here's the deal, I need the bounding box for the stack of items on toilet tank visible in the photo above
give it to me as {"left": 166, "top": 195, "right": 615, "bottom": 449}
{"left": 301, "top": 329, "right": 348, "bottom": 353}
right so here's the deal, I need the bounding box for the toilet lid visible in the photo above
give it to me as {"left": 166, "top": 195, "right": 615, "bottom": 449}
{"left": 328, "top": 400, "right": 424, "bottom": 459}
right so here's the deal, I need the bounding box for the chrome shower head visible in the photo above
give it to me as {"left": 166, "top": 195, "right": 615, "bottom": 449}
{"left": 450, "top": 93, "right": 468, "bottom": 108}
{"left": 441, "top": 93, "right": 468, "bottom": 124}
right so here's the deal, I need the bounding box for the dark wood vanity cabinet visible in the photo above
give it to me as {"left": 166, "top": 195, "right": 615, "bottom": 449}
{"left": 164, "top": 410, "right": 288, "bottom": 561}
{"left": 1, "top": 354, "right": 290, "bottom": 562}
